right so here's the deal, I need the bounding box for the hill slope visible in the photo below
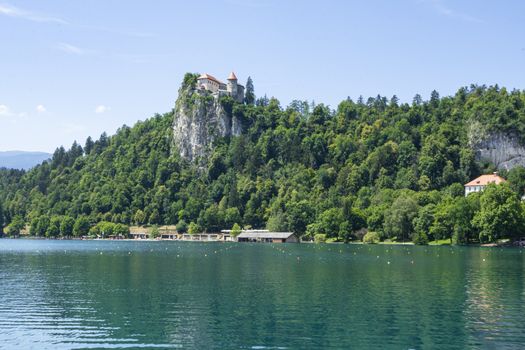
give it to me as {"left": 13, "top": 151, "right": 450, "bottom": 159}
{"left": 1, "top": 78, "right": 525, "bottom": 244}
{"left": 0, "top": 151, "right": 51, "bottom": 170}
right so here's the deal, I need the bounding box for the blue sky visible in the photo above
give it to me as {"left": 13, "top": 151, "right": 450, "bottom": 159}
{"left": 0, "top": 0, "right": 524, "bottom": 152}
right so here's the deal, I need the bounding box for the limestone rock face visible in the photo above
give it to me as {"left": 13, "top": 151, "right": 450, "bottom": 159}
{"left": 173, "top": 90, "right": 242, "bottom": 162}
{"left": 470, "top": 131, "right": 525, "bottom": 170}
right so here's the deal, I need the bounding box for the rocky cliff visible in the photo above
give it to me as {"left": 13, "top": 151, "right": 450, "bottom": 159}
{"left": 468, "top": 121, "right": 525, "bottom": 169}
{"left": 173, "top": 86, "right": 242, "bottom": 162}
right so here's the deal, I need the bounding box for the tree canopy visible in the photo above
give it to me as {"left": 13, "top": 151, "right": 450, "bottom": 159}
{"left": 1, "top": 82, "right": 525, "bottom": 244}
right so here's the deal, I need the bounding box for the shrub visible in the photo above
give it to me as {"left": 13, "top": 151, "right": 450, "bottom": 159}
{"left": 97, "top": 221, "right": 115, "bottom": 237}
{"left": 181, "top": 73, "right": 198, "bottom": 90}
{"left": 412, "top": 231, "right": 429, "bottom": 245}
{"left": 363, "top": 231, "right": 380, "bottom": 244}
{"left": 5, "top": 215, "right": 25, "bottom": 237}
{"left": 149, "top": 225, "right": 160, "bottom": 239}
{"left": 314, "top": 233, "right": 327, "bottom": 243}
{"left": 188, "top": 222, "right": 202, "bottom": 235}
{"left": 114, "top": 223, "right": 130, "bottom": 237}
{"left": 231, "top": 223, "right": 242, "bottom": 237}
{"left": 176, "top": 220, "right": 188, "bottom": 234}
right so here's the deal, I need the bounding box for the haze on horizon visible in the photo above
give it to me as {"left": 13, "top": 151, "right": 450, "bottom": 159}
{"left": 0, "top": 0, "right": 523, "bottom": 153}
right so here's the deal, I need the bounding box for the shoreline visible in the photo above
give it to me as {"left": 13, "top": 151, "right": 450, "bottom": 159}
{"left": 1, "top": 236, "right": 522, "bottom": 248}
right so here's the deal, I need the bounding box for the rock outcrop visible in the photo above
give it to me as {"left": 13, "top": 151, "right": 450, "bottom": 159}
{"left": 469, "top": 123, "right": 525, "bottom": 169}
{"left": 173, "top": 87, "right": 242, "bottom": 162}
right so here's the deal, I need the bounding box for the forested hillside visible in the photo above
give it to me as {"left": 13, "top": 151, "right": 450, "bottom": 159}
{"left": 1, "top": 76, "right": 525, "bottom": 244}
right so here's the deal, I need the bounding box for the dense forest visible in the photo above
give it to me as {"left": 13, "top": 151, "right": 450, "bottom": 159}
{"left": 1, "top": 74, "right": 525, "bottom": 244}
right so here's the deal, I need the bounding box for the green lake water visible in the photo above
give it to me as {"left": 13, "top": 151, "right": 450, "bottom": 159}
{"left": 0, "top": 240, "right": 524, "bottom": 349}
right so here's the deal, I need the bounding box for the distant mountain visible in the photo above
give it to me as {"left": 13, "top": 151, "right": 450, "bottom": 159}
{"left": 0, "top": 151, "right": 51, "bottom": 170}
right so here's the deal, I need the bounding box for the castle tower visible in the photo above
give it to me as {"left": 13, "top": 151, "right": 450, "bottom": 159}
{"left": 227, "top": 71, "right": 238, "bottom": 98}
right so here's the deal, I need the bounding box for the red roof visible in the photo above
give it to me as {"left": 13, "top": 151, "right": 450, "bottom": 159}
{"left": 198, "top": 73, "right": 223, "bottom": 85}
{"left": 464, "top": 174, "right": 506, "bottom": 187}
{"left": 227, "top": 71, "right": 237, "bottom": 80}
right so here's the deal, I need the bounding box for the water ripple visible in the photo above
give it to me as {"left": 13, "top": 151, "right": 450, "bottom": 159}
{"left": 0, "top": 240, "right": 524, "bottom": 349}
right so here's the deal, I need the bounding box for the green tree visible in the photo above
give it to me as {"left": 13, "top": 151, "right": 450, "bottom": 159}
{"left": 231, "top": 223, "right": 242, "bottom": 237}
{"left": 472, "top": 184, "right": 524, "bottom": 243}
{"left": 134, "top": 210, "right": 146, "bottom": 226}
{"left": 149, "top": 225, "right": 160, "bottom": 239}
{"left": 507, "top": 166, "right": 525, "bottom": 196}
{"left": 188, "top": 221, "right": 201, "bottom": 235}
{"left": 244, "top": 76, "right": 255, "bottom": 105}
{"left": 29, "top": 217, "right": 39, "bottom": 236}
{"left": 267, "top": 211, "right": 289, "bottom": 232}
{"left": 114, "top": 223, "right": 130, "bottom": 237}
{"left": 176, "top": 220, "right": 188, "bottom": 233}
{"left": 60, "top": 216, "right": 75, "bottom": 236}
{"left": 46, "top": 216, "right": 61, "bottom": 237}
{"left": 97, "top": 221, "right": 115, "bottom": 237}
{"left": 149, "top": 209, "right": 161, "bottom": 225}
{"left": 316, "top": 208, "right": 344, "bottom": 238}
{"left": 84, "top": 136, "right": 94, "bottom": 155}
{"left": 429, "top": 194, "right": 478, "bottom": 244}
{"left": 430, "top": 201, "right": 454, "bottom": 242}
{"left": 224, "top": 207, "right": 241, "bottom": 228}
{"left": 202, "top": 205, "right": 221, "bottom": 232}
{"left": 5, "top": 215, "right": 25, "bottom": 236}
{"left": 287, "top": 200, "right": 314, "bottom": 237}
{"left": 412, "top": 204, "right": 434, "bottom": 244}
{"left": 383, "top": 194, "right": 419, "bottom": 241}
{"left": 35, "top": 215, "right": 50, "bottom": 237}
{"left": 451, "top": 197, "right": 478, "bottom": 244}
{"left": 339, "top": 208, "right": 366, "bottom": 242}
{"left": 73, "top": 216, "right": 90, "bottom": 237}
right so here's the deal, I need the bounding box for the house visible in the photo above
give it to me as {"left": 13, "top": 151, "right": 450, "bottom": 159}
{"left": 234, "top": 229, "right": 298, "bottom": 243}
{"left": 464, "top": 172, "right": 506, "bottom": 196}
{"left": 197, "top": 72, "right": 245, "bottom": 103}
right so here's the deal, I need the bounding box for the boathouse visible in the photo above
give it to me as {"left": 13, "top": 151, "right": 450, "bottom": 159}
{"left": 236, "top": 230, "right": 298, "bottom": 243}
{"left": 130, "top": 232, "right": 148, "bottom": 239}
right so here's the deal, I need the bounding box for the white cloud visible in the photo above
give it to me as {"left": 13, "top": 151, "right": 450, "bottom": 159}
{"left": 0, "top": 105, "right": 32, "bottom": 121}
{"left": 36, "top": 104, "right": 46, "bottom": 113}
{"left": 0, "top": 105, "right": 26, "bottom": 122}
{"left": 0, "top": 3, "right": 67, "bottom": 24}
{"left": 57, "top": 42, "right": 89, "bottom": 55}
{"left": 95, "top": 105, "right": 111, "bottom": 114}
{"left": 0, "top": 104, "right": 10, "bottom": 116}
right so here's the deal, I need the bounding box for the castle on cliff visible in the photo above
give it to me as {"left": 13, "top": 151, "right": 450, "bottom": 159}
{"left": 197, "top": 72, "right": 245, "bottom": 103}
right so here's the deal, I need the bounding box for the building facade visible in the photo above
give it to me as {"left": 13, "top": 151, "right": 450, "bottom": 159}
{"left": 464, "top": 173, "right": 506, "bottom": 196}
{"left": 197, "top": 72, "right": 245, "bottom": 103}
{"left": 231, "top": 229, "right": 298, "bottom": 243}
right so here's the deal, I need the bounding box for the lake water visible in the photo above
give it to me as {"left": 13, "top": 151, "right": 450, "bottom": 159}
{"left": 0, "top": 240, "right": 524, "bottom": 349}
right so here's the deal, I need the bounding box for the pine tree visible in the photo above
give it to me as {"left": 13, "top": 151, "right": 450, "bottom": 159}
{"left": 84, "top": 136, "right": 94, "bottom": 155}
{"left": 244, "top": 76, "right": 255, "bottom": 105}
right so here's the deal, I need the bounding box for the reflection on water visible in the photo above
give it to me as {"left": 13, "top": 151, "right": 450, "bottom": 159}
{"left": 0, "top": 240, "right": 524, "bottom": 349}
{"left": 463, "top": 249, "right": 525, "bottom": 349}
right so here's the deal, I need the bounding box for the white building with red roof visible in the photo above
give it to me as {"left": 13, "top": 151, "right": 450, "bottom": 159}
{"left": 197, "top": 72, "right": 245, "bottom": 103}
{"left": 464, "top": 172, "right": 506, "bottom": 196}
